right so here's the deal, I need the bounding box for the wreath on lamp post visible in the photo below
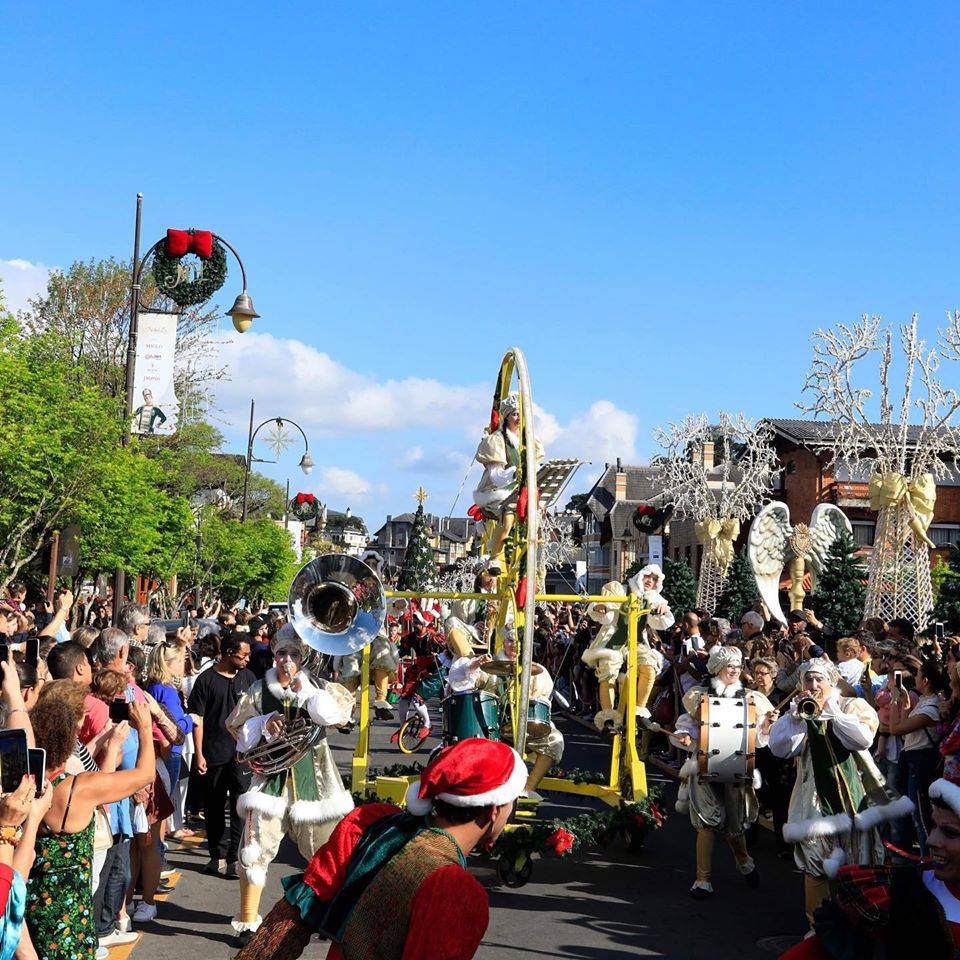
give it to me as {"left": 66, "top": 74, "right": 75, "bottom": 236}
{"left": 290, "top": 492, "right": 321, "bottom": 522}
{"left": 151, "top": 228, "right": 228, "bottom": 307}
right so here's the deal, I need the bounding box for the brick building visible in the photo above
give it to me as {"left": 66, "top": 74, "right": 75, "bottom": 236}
{"left": 667, "top": 418, "right": 960, "bottom": 581}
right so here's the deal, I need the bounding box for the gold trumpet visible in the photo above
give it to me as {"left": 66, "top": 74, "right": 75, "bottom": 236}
{"left": 796, "top": 695, "right": 822, "bottom": 719}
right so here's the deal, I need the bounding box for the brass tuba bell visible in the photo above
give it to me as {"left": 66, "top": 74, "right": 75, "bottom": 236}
{"left": 288, "top": 553, "right": 386, "bottom": 657}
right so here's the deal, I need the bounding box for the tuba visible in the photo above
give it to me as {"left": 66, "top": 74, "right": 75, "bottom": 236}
{"left": 237, "top": 554, "right": 385, "bottom": 776}
{"left": 289, "top": 553, "right": 386, "bottom": 656}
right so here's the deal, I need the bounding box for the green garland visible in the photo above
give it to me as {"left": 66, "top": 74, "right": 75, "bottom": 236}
{"left": 152, "top": 234, "right": 228, "bottom": 307}
{"left": 494, "top": 789, "right": 667, "bottom": 862}
{"left": 547, "top": 766, "right": 607, "bottom": 785}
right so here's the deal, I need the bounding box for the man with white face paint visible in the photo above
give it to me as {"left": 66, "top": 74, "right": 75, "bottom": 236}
{"left": 226, "top": 625, "right": 357, "bottom": 947}
{"left": 770, "top": 657, "right": 914, "bottom": 930}
{"left": 671, "top": 644, "right": 774, "bottom": 898}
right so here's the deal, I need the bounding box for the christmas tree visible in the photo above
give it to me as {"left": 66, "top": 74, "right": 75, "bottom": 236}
{"left": 715, "top": 550, "right": 758, "bottom": 622}
{"left": 811, "top": 531, "right": 866, "bottom": 636}
{"left": 934, "top": 549, "right": 960, "bottom": 632}
{"left": 397, "top": 490, "right": 438, "bottom": 591}
{"left": 661, "top": 558, "right": 697, "bottom": 621}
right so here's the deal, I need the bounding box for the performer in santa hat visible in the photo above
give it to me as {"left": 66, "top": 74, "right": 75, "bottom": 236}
{"left": 236, "top": 737, "right": 526, "bottom": 960}
{"left": 769, "top": 656, "right": 913, "bottom": 929}
{"left": 226, "top": 624, "right": 356, "bottom": 946}
{"left": 671, "top": 644, "right": 773, "bottom": 898}
{"left": 390, "top": 607, "right": 445, "bottom": 746}
{"left": 777, "top": 771, "right": 960, "bottom": 960}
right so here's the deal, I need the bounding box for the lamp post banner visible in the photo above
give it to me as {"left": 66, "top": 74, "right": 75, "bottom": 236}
{"left": 130, "top": 311, "right": 179, "bottom": 436}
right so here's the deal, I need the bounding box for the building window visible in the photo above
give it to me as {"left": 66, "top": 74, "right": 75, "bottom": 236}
{"left": 851, "top": 521, "right": 875, "bottom": 547}
{"left": 930, "top": 525, "right": 960, "bottom": 549}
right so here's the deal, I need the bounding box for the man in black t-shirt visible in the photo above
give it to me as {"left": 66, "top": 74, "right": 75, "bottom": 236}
{"left": 188, "top": 633, "right": 255, "bottom": 875}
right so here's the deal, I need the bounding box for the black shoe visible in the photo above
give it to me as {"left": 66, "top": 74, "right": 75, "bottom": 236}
{"left": 237, "top": 929, "right": 255, "bottom": 948}
{"left": 689, "top": 883, "right": 714, "bottom": 900}
{"left": 744, "top": 866, "right": 760, "bottom": 888}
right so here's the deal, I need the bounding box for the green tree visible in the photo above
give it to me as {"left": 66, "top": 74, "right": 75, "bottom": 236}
{"left": 934, "top": 550, "right": 960, "bottom": 632}
{"left": 811, "top": 531, "right": 866, "bottom": 636}
{"left": 397, "top": 503, "right": 437, "bottom": 591}
{"left": 715, "top": 550, "right": 758, "bottom": 622}
{"left": 661, "top": 558, "right": 697, "bottom": 620}
{"left": 197, "top": 513, "right": 299, "bottom": 603}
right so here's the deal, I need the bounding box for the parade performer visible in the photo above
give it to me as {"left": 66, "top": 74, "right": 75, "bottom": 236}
{"left": 583, "top": 565, "right": 672, "bottom": 731}
{"left": 360, "top": 550, "right": 400, "bottom": 720}
{"left": 472, "top": 393, "right": 544, "bottom": 574}
{"left": 522, "top": 662, "right": 564, "bottom": 801}
{"left": 672, "top": 645, "right": 773, "bottom": 898}
{"left": 769, "top": 657, "right": 913, "bottom": 928}
{"left": 777, "top": 773, "right": 960, "bottom": 960}
{"left": 228, "top": 625, "right": 356, "bottom": 945}
{"left": 236, "top": 737, "right": 527, "bottom": 960}
{"left": 444, "top": 569, "right": 498, "bottom": 658}
{"left": 390, "top": 609, "right": 445, "bottom": 746}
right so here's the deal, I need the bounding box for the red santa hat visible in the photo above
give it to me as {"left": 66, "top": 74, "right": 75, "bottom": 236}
{"left": 404, "top": 738, "right": 527, "bottom": 816}
{"left": 412, "top": 608, "right": 435, "bottom": 627}
{"left": 930, "top": 773, "right": 960, "bottom": 818}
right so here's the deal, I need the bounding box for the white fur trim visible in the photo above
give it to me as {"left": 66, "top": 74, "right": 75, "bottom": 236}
{"left": 675, "top": 781, "right": 690, "bottom": 813}
{"left": 405, "top": 749, "right": 527, "bottom": 814}
{"left": 823, "top": 846, "right": 847, "bottom": 879}
{"left": 853, "top": 796, "right": 914, "bottom": 830}
{"left": 931, "top": 778, "right": 960, "bottom": 818}
{"left": 783, "top": 811, "right": 853, "bottom": 842}
{"left": 238, "top": 841, "right": 262, "bottom": 869}
{"left": 593, "top": 709, "right": 623, "bottom": 732}
{"left": 289, "top": 791, "right": 355, "bottom": 825}
{"left": 231, "top": 914, "right": 263, "bottom": 933}
{"left": 753, "top": 768, "right": 762, "bottom": 790}
{"left": 243, "top": 866, "right": 267, "bottom": 888}
{"left": 237, "top": 790, "right": 288, "bottom": 820}
{"left": 263, "top": 668, "right": 319, "bottom": 703}
{"left": 679, "top": 758, "right": 699, "bottom": 780}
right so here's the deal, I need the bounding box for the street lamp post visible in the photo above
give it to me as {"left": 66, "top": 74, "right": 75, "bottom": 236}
{"left": 240, "top": 398, "right": 313, "bottom": 522}
{"left": 114, "top": 193, "right": 262, "bottom": 623}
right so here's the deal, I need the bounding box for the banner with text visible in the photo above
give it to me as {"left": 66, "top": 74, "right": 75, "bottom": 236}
{"left": 130, "top": 311, "right": 179, "bottom": 436}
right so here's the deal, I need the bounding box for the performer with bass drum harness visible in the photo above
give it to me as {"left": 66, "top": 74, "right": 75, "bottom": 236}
{"left": 670, "top": 645, "right": 775, "bottom": 899}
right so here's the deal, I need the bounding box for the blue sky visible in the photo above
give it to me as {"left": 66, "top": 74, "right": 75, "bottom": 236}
{"left": 3, "top": 3, "right": 960, "bottom": 526}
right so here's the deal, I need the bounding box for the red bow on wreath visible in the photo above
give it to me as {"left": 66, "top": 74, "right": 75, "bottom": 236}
{"left": 165, "top": 228, "right": 214, "bottom": 260}
{"left": 295, "top": 493, "right": 316, "bottom": 505}
{"left": 545, "top": 828, "right": 575, "bottom": 857}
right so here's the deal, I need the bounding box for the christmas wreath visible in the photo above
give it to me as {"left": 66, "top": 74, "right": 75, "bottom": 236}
{"left": 151, "top": 228, "right": 228, "bottom": 307}
{"left": 290, "top": 492, "right": 320, "bottom": 522}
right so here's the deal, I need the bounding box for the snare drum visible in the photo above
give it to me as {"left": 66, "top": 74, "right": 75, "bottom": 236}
{"left": 441, "top": 691, "right": 501, "bottom": 743}
{"left": 696, "top": 695, "right": 758, "bottom": 784}
{"left": 500, "top": 698, "right": 552, "bottom": 741}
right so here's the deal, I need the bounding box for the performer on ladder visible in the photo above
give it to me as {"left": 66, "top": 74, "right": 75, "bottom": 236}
{"left": 471, "top": 393, "right": 543, "bottom": 575}
{"left": 671, "top": 645, "right": 774, "bottom": 899}
{"left": 236, "top": 737, "right": 527, "bottom": 960}
{"left": 522, "top": 662, "right": 565, "bottom": 802}
{"left": 583, "top": 564, "right": 672, "bottom": 732}
{"left": 227, "top": 625, "right": 356, "bottom": 947}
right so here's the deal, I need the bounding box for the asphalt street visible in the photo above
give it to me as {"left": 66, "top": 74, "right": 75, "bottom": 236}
{"left": 135, "top": 715, "right": 808, "bottom": 960}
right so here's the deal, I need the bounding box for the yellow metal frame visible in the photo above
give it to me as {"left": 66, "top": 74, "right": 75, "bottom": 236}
{"left": 351, "top": 590, "right": 649, "bottom": 807}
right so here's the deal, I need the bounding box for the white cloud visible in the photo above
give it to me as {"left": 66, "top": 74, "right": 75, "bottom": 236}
{"left": 0, "top": 259, "right": 53, "bottom": 312}
{"left": 316, "top": 466, "right": 374, "bottom": 500}
{"left": 535, "top": 400, "right": 639, "bottom": 464}
{"left": 400, "top": 445, "right": 472, "bottom": 474}
{"left": 211, "top": 332, "right": 489, "bottom": 436}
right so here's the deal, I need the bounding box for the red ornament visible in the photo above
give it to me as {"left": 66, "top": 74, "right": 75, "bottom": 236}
{"left": 490, "top": 407, "right": 501, "bottom": 431}
{"left": 165, "top": 228, "right": 214, "bottom": 259}
{"left": 515, "top": 577, "right": 527, "bottom": 608}
{"left": 517, "top": 485, "right": 528, "bottom": 521}
{"left": 545, "top": 828, "right": 575, "bottom": 857}
{"left": 467, "top": 504, "right": 485, "bottom": 522}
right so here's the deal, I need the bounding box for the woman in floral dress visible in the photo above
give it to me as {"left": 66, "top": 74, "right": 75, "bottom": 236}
{"left": 23, "top": 681, "right": 155, "bottom": 960}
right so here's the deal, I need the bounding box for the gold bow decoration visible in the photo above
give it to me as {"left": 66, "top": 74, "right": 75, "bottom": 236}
{"left": 868, "top": 471, "right": 936, "bottom": 549}
{"left": 694, "top": 517, "right": 741, "bottom": 575}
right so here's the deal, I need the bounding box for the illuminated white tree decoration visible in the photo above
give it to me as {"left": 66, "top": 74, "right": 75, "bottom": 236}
{"left": 655, "top": 412, "right": 777, "bottom": 614}
{"left": 798, "top": 312, "right": 960, "bottom": 628}
{"left": 261, "top": 420, "right": 294, "bottom": 461}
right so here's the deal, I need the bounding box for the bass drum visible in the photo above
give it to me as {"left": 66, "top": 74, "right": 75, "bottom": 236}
{"left": 441, "top": 691, "right": 501, "bottom": 744}
{"left": 696, "top": 695, "right": 758, "bottom": 784}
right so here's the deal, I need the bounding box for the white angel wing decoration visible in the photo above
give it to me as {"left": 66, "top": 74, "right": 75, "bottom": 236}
{"left": 807, "top": 504, "right": 853, "bottom": 594}
{"left": 748, "top": 501, "right": 792, "bottom": 625}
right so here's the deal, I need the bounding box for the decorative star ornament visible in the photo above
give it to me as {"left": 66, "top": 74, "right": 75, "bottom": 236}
{"left": 262, "top": 419, "right": 294, "bottom": 460}
{"left": 414, "top": 486, "right": 429, "bottom": 505}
